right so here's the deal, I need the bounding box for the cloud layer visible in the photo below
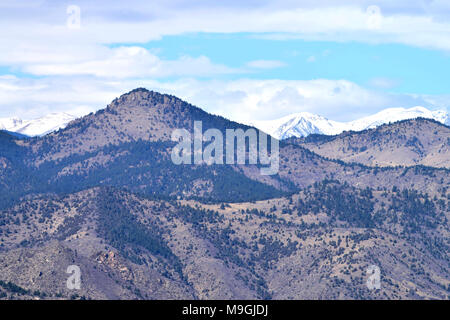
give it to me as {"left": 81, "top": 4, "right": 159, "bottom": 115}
{"left": 2, "top": 1, "right": 450, "bottom": 77}
{"left": 0, "top": 1, "right": 449, "bottom": 121}
{"left": 0, "top": 75, "right": 446, "bottom": 123}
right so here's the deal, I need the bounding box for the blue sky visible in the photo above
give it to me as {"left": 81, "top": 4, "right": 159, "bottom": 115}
{"left": 145, "top": 33, "right": 450, "bottom": 94}
{"left": 0, "top": 0, "right": 449, "bottom": 122}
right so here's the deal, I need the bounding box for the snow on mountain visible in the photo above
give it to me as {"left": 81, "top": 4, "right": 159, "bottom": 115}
{"left": 0, "top": 112, "right": 77, "bottom": 137}
{"left": 1, "top": 106, "right": 448, "bottom": 139}
{"left": 249, "top": 107, "right": 449, "bottom": 139}
{"left": 250, "top": 112, "right": 346, "bottom": 139}
{"left": 0, "top": 117, "right": 23, "bottom": 131}
{"left": 346, "top": 107, "right": 449, "bottom": 132}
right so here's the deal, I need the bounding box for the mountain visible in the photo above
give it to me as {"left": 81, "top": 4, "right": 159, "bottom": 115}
{"left": 0, "top": 88, "right": 448, "bottom": 300}
{"left": 0, "top": 112, "right": 76, "bottom": 137}
{"left": 250, "top": 112, "right": 346, "bottom": 139}
{"left": 0, "top": 183, "right": 448, "bottom": 300}
{"left": 289, "top": 118, "right": 450, "bottom": 168}
{"left": 250, "top": 107, "right": 449, "bottom": 139}
{"left": 3, "top": 105, "right": 448, "bottom": 140}
{"left": 0, "top": 88, "right": 443, "bottom": 208}
{"left": 0, "top": 88, "right": 289, "bottom": 207}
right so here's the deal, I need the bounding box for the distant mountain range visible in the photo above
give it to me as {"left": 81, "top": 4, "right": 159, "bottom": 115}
{"left": 250, "top": 107, "right": 449, "bottom": 139}
{"left": 0, "top": 113, "right": 76, "bottom": 137}
{"left": 1, "top": 106, "right": 448, "bottom": 139}
{"left": 289, "top": 118, "right": 450, "bottom": 168}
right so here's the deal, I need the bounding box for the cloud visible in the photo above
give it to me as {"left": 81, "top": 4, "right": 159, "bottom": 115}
{"left": 0, "top": 75, "right": 447, "bottom": 123}
{"left": 1, "top": 0, "right": 450, "bottom": 78}
{"left": 0, "top": 2, "right": 449, "bottom": 122}
{"left": 8, "top": 46, "right": 239, "bottom": 78}
{"left": 306, "top": 55, "right": 316, "bottom": 63}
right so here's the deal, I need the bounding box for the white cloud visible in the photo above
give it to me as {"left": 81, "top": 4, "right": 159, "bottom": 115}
{"left": 0, "top": 75, "right": 446, "bottom": 123}
{"left": 307, "top": 55, "right": 316, "bottom": 63}
{"left": 1, "top": 1, "right": 450, "bottom": 78}
{"left": 7, "top": 46, "right": 238, "bottom": 78}
{"left": 0, "top": 2, "right": 449, "bottom": 122}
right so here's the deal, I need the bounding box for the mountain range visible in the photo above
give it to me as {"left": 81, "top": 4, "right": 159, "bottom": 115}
{"left": 0, "top": 88, "right": 448, "bottom": 300}
{"left": 1, "top": 106, "right": 448, "bottom": 140}
{"left": 0, "top": 113, "right": 76, "bottom": 137}
{"left": 289, "top": 118, "right": 450, "bottom": 168}
{"left": 250, "top": 107, "right": 449, "bottom": 139}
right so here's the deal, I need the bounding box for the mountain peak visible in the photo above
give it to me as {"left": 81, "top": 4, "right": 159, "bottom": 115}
{"left": 108, "top": 88, "right": 187, "bottom": 113}
{"left": 249, "top": 106, "right": 449, "bottom": 139}
{"left": 4, "top": 89, "right": 449, "bottom": 140}
{"left": 0, "top": 112, "right": 76, "bottom": 137}
{"left": 128, "top": 87, "right": 150, "bottom": 94}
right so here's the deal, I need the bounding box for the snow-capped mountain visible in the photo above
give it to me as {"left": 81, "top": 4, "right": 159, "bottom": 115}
{"left": 347, "top": 107, "right": 449, "bottom": 132}
{"left": 250, "top": 106, "right": 449, "bottom": 139}
{"left": 250, "top": 112, "right": 346, "bottom": 139}
{"left": 1, "top": 106, "right": 448, "bottom": 139}
{"left": 0, "top": 112, "right": 77, "bottom": 137}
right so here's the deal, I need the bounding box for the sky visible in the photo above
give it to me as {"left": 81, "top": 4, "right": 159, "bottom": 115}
{"left": 0, "top": 0, "right": 449, "bottom": 123}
